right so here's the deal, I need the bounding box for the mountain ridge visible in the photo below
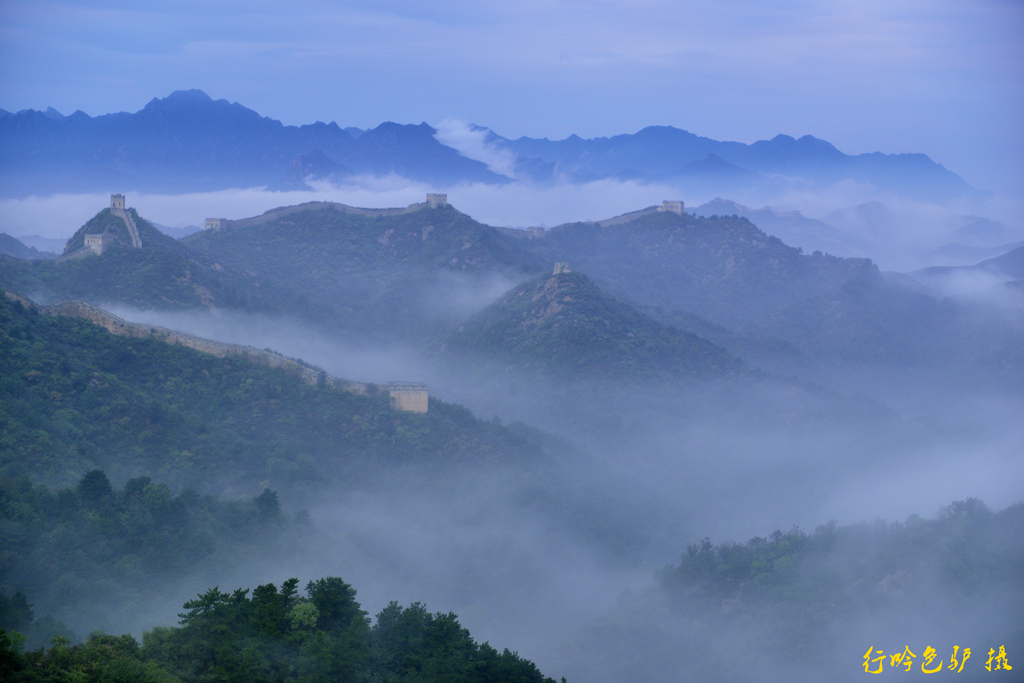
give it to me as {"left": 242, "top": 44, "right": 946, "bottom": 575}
{"left": 0, "top": 90, "right": 976, "bottom": 200}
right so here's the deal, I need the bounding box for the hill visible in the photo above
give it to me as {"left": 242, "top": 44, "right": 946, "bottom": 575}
{"left": 691, "top": 198, "right": 872, "bottom": 258}
{"left": 443, "top": 269, "right": 741, "bottom": 382}
{"left": 523, "top": 207, "right": 1023, "bottom": 371}
{"left": 0, "top": 206, "right": 264, "bottom": 311}
{"left": 0, "top": 234, "right": 57, "bottom": 261}
{"left": 0, "top": 289, "right": 545, "bottom": 496}
{"left": 530, "top": 208, "right": 874, "bottom": 333}
{"left": 183, "top": 200, "right": 546, "bottom": 338}
{"left": 563, "top": 499, "right": 1024, "bottom": 683}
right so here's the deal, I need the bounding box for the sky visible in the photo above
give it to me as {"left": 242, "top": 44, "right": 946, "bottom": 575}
{"left": 0, "top": 0, "right": 1022, "bottom": 197}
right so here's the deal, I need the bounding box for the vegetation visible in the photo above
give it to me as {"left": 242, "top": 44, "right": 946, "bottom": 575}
{"left": 568, "top": 499, "right": 1024, "bottom": 681}
{"left": 0, "top": 577, "right": 558, "bottom": 683}
{"left": 182, "top": 204, "right": 544, "bottom": 339}
{"left": 444, "top": 271, "right": 741, "bottom": 382}
{"left": 0, "top": 292, "right": 543, "bottom": 494}
{"left": 0, "top": 209, "right": 263, "bottom": 311}
{"left": 0, "top": 470, "right": 301, "bottom": 645}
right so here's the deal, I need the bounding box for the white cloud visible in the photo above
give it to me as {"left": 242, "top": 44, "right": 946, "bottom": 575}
{"left": 433, "top": 120, "right": 519, "bottom": 179}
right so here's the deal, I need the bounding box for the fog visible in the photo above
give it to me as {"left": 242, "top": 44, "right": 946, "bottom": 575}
{"left": 4, "top": 175, "right": 1022, "bottom": 271}
{"left": 100, "top": 284, "right": 1024, "bottom": 680}
{"left": 5, "top": 179, "right": 1022, "bottom": 680}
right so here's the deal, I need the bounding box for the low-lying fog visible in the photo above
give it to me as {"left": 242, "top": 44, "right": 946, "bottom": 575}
{"left": 106, "top": 298, "right": 1024, "bottom": 680}
{"left": 7, "top": 177, "right": 1019, "bottom": 680}
{"left": 3, "top": 173, "right": 1023, "bottom": 270}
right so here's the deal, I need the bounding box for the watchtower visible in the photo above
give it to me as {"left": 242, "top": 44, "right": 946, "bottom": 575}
{"left": 205, "top": 218, "right": 227, "bottom": 231}
{"left": 84, "top": 234, "right": 109, "bottom": 255}
{"left": 658, "top": 200, "right": 684, "bottom": 215}
{"left": 388, "top": 382, "right": 429, "bottom": 413}
{"left": 553, "top": 262, "right": 572, "bottom": 275}
{"left": 426, "top": 193, "right": 448, "bottom": 208}
{"left": 110, "top": 194, "right": 125, "bottom": 211}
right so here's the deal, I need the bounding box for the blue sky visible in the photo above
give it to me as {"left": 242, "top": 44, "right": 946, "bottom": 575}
{"left": 1, "top": 0, "right": 1022, "bottom": 196}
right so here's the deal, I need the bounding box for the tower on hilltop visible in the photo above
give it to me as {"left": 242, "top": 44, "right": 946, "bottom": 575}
{"left": 111, "top": 194, "right": 125, "bottom": 210}
{"left": 658, "top": 200, "right": 684, "bottom": 215}
{"left": 426, "top": 193, "right": 448, "bottom": 208}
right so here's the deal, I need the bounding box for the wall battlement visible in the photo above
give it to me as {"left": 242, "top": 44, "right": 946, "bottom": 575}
{"left": 0, "top": 290, "right": 424, "bottom": 406}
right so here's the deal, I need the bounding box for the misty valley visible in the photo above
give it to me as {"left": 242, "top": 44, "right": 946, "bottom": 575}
{"left": 1, "top": 193, "right": 1022, "bottom": 683}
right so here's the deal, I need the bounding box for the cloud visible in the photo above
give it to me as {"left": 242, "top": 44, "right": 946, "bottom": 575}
{"left": 433, "top": 120, "right": 519, "bottom": 178}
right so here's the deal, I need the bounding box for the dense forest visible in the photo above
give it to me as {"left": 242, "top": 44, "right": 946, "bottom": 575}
{"left": 1, "top": 576, "right": 558, "bottom": 683}
{"left": 561, "top": 499, "right": 1024, "bottom": 682}
{"left": 0, "top": 291, "right": 545, "bottom": 495}
{"left": 0, "top": 469, "right": 304, "bottom": 645}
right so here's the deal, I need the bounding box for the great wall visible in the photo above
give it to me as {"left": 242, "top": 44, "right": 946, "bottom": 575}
{"left": 202, "top": 193, "right": 449, "bottom": 232}
{"left": 109, "top": 194, "right": 143, "bottom": 248}
{"left": 2, "top": 289, "right": 429, "bottom": 412}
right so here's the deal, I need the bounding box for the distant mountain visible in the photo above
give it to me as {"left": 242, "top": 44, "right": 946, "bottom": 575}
{"left": 492, "top": 126, "right": 977, "bottom": 201}
{"left": 0, "top": 233, "right": 57, "bottom": 260}
{"left": 443, "top": 269, "right": 741, "bottom": 382}
{"left": 692, "top": 198, "right": 873, "bottom": 258}
{"left": 912, "top": 245, "right": 1024, "bottom": 293}
{"left": 0, "top": 90, "right": 978, "bottom": 200}
{"left": 0, "top": 90, "right": 506, "bottom": 196}
{"left": 978, "top": 245, "right": 1024, "bottom": 280}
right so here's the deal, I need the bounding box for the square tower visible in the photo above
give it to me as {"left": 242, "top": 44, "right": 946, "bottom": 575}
{"left": 111, "top": 194, "right": 125, "bottom": 210}
{"left": 658, "top": 200, "right": 684, "bottom": 215}
{"left": 388, "top": 382, "right": 429, "bottom": 413}
{"left": 84, "top": 234, "right": 109, "bottom": 255}
{"left": 426, "top": 193, "right": 448, "bottom": 208}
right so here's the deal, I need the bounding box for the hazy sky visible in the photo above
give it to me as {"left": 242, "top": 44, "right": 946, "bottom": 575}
{"left": 1, "top": 0, "right": 1022, "bottom": 196}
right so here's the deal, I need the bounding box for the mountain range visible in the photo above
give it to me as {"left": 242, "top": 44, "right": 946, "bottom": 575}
{"left": 3, "top": 196, "right": 1020, "bottom": 391}
{"left": 0, "top": 90, "right": 977, "bottom": 201}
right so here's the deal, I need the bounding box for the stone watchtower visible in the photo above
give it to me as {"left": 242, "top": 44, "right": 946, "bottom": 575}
{"left": 388, "top": 382, "right": 429, "bottom": 413}
{"left": 426, "top": 193, "right": 448, "bottom": 208}
{"left": 552, "top": 262, "right": 572, "bottom": 275}
{"left": 111, "top": 194, "right": 125, "bottom": 210}
{"left": 658, "top": 200, "right": 684, "bottom": 215}
{"left": 205, "top": 218, "right": 226, "bottom": 231}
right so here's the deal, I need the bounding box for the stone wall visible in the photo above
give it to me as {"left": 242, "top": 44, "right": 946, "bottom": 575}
{"left": 227, "top": 201, "right": 426, "bottom": 230}
{"left": 13, "top": 293, "right": 376, "bottom": 397}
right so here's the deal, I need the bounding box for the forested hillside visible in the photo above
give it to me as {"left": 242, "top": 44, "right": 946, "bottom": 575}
{"left": 0, "top": 291, "right": 544, "bottom": 495}
{"left": 182, "top": 202, "right": 544, "bottom": 339}
{"left": 563, "top": 500, "right": 1024, "bottom": 682}
{"left": 443, "top": 270, "right": 741, "bottom": 382}
{"left": 1, "top": 575, "right": 558, "bottom": 683}
{"left": 0, "top": 471, "right": 303, "bottom": 645}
